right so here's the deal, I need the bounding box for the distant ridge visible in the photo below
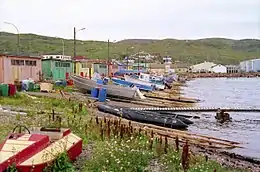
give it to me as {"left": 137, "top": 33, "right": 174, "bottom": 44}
{"left": 0, "top": 32, "right": 259, "bottom": 64}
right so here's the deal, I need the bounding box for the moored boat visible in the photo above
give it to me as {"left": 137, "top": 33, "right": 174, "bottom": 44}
{"left": 0, "top": 126, "right": 82, "bottom": 172}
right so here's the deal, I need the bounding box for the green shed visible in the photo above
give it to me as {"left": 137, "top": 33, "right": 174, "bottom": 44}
{"left": 42, "top": 59, "right": 73, "bottom": 81}
{"left": 93, "top": 63, "right": 108, "bottom": 76}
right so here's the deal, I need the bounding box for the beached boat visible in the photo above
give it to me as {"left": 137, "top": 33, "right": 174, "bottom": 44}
{"left": 124, "top": 75, "right": 165, "bottom": 90}
{"left": 70, "top": 75, "right": 142, "bottom": 99}
{"left": 0, "top": 126, "right": 82, "bottom": 172}
{"left": 111, "top": 77, "right": 154, "bottom": 92}
{"left": 97, "top": 104, "right": 188, "bottom": 129}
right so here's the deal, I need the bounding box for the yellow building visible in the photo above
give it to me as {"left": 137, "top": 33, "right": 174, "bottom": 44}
{"left": 74, "top": 59, "right": 93, "bottom": 78}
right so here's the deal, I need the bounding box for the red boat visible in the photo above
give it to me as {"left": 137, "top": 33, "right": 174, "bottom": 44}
{"left": 0, "top": 125, "right": 82, "bottom": 172}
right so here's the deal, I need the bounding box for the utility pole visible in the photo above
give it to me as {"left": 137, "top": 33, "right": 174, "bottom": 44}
{"left": 73, "top": 27, "right": 76, "bottom": 58}
{"left": 73, "top": 27, "right": 85, "bottom": 58}
{"left": 107, "top": 39, "right": 110, "bottom": 76}
{"left": 138, "top": 55, "right": 140, "bottom": 72}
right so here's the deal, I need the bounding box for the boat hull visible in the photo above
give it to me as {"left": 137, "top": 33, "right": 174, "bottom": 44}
{"left": 71, "top": 75, "right": 138, "bottom": 99}
{"left": 97, "top": 104, "right": 188, "bottom": 129}
{"left": 111, "top": 77, "right": 154, "bottom": 92}
{"left": 0, "top": 128, "right": 82, "bottom": 172}
{"left": 124, "top": 75, "right": 165, "bottom": 90}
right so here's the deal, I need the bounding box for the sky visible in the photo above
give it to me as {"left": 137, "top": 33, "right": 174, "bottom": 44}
{"left": 0, "top": 0, "right": 259, "bottom": 41}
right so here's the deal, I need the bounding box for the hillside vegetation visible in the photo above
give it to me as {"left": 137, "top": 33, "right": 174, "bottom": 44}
{"left": 0, "top": 32, "right": 259, "bottom": 64}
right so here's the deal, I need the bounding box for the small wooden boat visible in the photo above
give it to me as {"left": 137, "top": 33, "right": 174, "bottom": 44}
{"left": 71, "top": 75, "right": 140, "bottom": 99}
{"left": 111, "top": 77, "right": 154, "bottom": 92}
{"left": 0, "top": 126, "right": 82, "bottom": 172}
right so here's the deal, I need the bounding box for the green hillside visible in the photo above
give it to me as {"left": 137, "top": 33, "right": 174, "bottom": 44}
{"left": 0, "top": 32, "right": 259, "bottom": 64}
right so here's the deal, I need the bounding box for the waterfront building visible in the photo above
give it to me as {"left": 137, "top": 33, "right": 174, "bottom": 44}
{"left": 73, "top": 56, "right": 92, "bottom": 78}
{"left": 240, "top": 59, "right": 260, "bottom": 72}
{"left": 0, "top": 54, "right": 42, "bottom": 84}
{"left": 226, "top": 65, "right": 240, "bottom": 73}
{"left": 190, "top": 61, "right": 227, "bottom": 73}
{"left": 210, "top": 64, "right": 227, "bottom": 73}
{"left": 41, "top": 54, "right": 73, "bottom": 81}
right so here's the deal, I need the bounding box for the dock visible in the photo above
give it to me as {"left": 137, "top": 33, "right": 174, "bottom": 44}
{"left": 130, "top": 107, "right": 260, "bottom": 112}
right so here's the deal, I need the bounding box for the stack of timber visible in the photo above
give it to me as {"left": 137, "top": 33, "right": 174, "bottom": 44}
{"left": 144, "top": 92, "right": 199, "bottom": 103}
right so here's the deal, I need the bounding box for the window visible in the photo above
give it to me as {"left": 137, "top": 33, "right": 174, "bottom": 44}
{"left": 99, "top": 64, "right": 107, "bottom": 69}
{"left": 11, "top": 60, "right": 15, "bottom": 65}
{"left": 56, "top": 56, "right": 60, "bottom": 59}
{"left": 55, "top": 62, "right": 59, "bottom": 67}
{"left": 11, "top": 59, "right": 25, "bottom": 66}
{"left": 25, "top": 60, "right": 37, "bottom": 66}
{"left": 82, "top": 63, "right": 87, "bottom": 68}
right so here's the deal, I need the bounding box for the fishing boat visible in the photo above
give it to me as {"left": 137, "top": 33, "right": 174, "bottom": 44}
{"left": 124, "top": 75, "right": 165, "bottom": 90}
{"left": 0, "top": 126, "right": 82, "bottom": 172}
{"left": 111, "top": 77, "right": 154, "bottom": 92}
{"left": 70, "top": 75, "right": 143, "bottom": 99}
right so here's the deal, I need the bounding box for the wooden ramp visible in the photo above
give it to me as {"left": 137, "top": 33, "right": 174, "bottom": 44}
{"left": 130, "top": 107, "right": 260, "bottom": 112}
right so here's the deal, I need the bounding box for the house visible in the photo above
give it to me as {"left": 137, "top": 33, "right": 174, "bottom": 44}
{"left": 210, "top": 64, "right": 227, "bottom": 73}
{"left": 171, "top": 62, "right": 189, "bottom": 73}
{"left": 226, "top": 65, "right": 240, "bottom": 73}
{"left": 41, "top": 54, "right": 73, "bottom": 81}
{"left": 73, "top": 56, "right": 93, "bottom": 78}
{"left": 240, "top": 59, "right": 260, "bottom": 72}
{"left": 132, "top": 63, "right": 149, "bottom": 71}
{"left": 92, "top": 63, "right": 108, "bottom": 76}
{"left": 0, "top": 54, "right": 42, "bottom": 84}
{"left": 190, "top": 61, "right": 216, "bottom": 73}
{"left": 110, "top": 61, "right": 127, "bottom": 76}
{"left": 148, "top": 63, "right": 165, "bottom": 74}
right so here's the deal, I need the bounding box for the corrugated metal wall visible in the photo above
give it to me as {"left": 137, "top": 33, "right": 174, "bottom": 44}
{"left": 2, "top": 56, "right": 41, "bottom": 84}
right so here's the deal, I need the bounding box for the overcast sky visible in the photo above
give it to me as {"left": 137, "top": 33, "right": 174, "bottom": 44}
{"left": 0, "top": 0, "right": 259, "bottom": 41}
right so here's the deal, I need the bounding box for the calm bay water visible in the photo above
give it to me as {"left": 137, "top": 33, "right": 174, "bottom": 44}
{"left": 181, "top": 77, "right": 260, "bottom": 159}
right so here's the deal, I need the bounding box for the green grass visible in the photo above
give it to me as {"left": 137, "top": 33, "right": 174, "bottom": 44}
{"left": 0, "top": 32, "right": 260, "bottom": 64}
{"left": 0, "top": 94, "right": 247, "bottom": 171}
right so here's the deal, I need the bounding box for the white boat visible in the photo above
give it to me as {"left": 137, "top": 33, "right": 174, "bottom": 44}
{"left": 124, "top": 74, "right": 165, "bottom": 90}
{"left": 70, "top": 75, "right": 142, "bottom": 99}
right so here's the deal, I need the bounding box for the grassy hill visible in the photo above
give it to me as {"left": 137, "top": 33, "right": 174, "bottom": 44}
{"left": 0, "top": 32, "right": 259, "bottom": 64}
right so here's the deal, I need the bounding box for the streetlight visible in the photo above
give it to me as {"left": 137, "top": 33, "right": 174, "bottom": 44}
{"left": 4, "top": 22, "right": 20, "bottom": 55}
{"left": 73, "top": 27, "right": 86, "bottom": 58}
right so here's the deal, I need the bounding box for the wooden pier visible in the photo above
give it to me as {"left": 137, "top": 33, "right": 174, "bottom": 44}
{"left": 130, "top": 107, "right": 260, "bottom": 112}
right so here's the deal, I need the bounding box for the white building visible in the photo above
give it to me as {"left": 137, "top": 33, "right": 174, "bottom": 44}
{"left": 190, "top": 61, "right": 216, "bottom": 73}
{"left": 240, "top": 59, "right": 260, "bottom": 72}
{"left": 190, "top": 61, "right": 227, "bottom": 73}
{"left": 210, "top": 64, "right": 227, "bottom": 73}
{"left": 41, "top": 55, "right": 72, "bottom": 61}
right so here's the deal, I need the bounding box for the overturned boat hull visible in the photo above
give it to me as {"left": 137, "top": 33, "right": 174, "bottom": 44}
{"left": 0, "top": 127, "right": 82, "bottom": 172}
{"left": 97, "top": 104, "right": 188, "bottom": 129}
{"left": 71, "top": 75, "right": 139, "bottom": 99}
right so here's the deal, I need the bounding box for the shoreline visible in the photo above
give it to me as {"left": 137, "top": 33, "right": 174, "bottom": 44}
{"left": 180, "top": 78, "right": 260, "bottom": 170}
{"left": 180, "top": 72, "right": 260, "bottom": 79}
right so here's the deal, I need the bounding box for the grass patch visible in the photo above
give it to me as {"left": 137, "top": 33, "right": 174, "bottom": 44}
{"left": 0, "top": 94, "right": 246, "bottom": 172}
{"left": 84, "top": 136, "right": 153, "bottom": 172}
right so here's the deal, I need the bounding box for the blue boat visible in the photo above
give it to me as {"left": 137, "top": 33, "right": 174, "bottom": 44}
{"left": 111, "top": 77, "right": 154, "bottom": 92}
